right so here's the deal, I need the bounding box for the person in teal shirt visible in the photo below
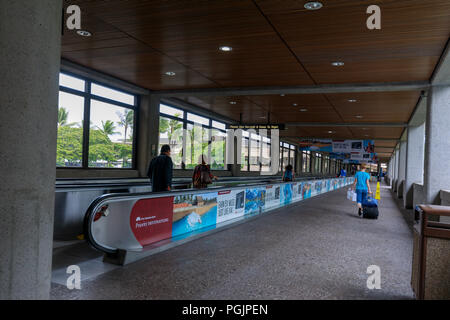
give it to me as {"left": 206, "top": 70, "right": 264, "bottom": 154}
{"left": 351, "top": 167, "right": 372, "bottom": 216}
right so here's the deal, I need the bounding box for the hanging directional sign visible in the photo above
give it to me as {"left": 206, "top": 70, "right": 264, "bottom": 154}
{"left": 226, "top": 124, "right": 285, "bottom": 130}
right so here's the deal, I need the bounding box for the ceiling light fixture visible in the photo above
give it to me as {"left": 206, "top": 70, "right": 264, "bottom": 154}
{"left": 300, "top": 108, "right": 308, "bottom": 112}
{"left": 230, "top": 101, "right": 237, "bottom": 105}
{"left": 331, "top": 61, "right": 345, "bottom": 67}
{"left": 219, "top": 46, "right": 233, "bottom": 52}
{"left": 77, "top": 30, "right": 92, "bottom": 37}
{"left": 348, "top": 99, "right": 357, "bottom": 103}
{"left": 280, "top": 94, "right": 285, "bottom": 97}
{"left": 355, "top": 115, "right": 363, "bottom": 119}
{"left": 304, "top": 1, "right": 323, "bottom": 10}
{"left": 164, "top": 71, "right": 176, "bottom": 76}
{"left": 327, "top": 131, "right": 335, "bottom": 134}
{"left": 293, "top": 103, "right": 298, "bottom": 107}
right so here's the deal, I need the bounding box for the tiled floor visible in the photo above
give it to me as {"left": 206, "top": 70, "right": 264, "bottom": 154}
{"left": 51, "top": 182, "right": 415, "bottom": 300}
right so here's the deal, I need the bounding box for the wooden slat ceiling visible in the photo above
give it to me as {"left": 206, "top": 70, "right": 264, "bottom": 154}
{"left": 61, "top": 0, "right": 450, "bottom": 152}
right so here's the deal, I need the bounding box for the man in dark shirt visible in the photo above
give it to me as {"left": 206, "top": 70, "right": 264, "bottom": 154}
{"left": 147, "top": 145, "right": 173, "bottom": 192}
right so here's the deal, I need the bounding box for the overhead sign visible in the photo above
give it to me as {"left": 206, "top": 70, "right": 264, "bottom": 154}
{"left": 226, "top": 124, "right": 285, "bottom": 130}
{"left": 300, "top": 139, "right": 377, "bottom": 164}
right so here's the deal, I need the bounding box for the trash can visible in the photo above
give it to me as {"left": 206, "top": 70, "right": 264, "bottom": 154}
{"left": 411, "top": 205, "right": 450, "bottom": 299}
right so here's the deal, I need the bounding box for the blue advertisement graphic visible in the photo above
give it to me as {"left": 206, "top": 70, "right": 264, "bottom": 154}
{"left": 302, "top": 182, "right": 312, "bottom": 199}
{"left": 172, "top": 192, "right": 218, "bottom": 239}
{"left": 280, "top": 184, "right": 293, "bottom": 205}
{"left": 245, "top": 188, "right": 266, "bottom": 214}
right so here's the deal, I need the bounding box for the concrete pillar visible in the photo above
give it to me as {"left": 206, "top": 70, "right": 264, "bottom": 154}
{"left": 397, "top": 140, "right": 407, "bottom": 198}
{"left": 424, "top": 85, "right": 450, "bottom": 204}
{"left": 404, "top": 123, "right": 425, "bottom": 208}
{"left": 0, "top": 1, "right": 62, "bottom": 299}
{"left": 394, "top": 147, "right": 400, "bottom": 192}
{"left": 137, "top": 95, "right": 160, "bottom": 176}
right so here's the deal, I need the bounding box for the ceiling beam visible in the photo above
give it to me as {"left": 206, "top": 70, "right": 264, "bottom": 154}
{"left": 285, "top": 122, "right": 407, "bottom": 128}
{"left": 152, "top": 81, "right": 430, "bottom": 97}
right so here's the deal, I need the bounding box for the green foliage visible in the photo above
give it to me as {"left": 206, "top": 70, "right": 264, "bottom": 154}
{"left": 58, "top": 107, "right": 77, "bottom": 128}
{"left": 56, "top": 126, "right": 83, "bottom": 166}
{"left": 98, "top": 120, "right": 119, "bottom": 136}
{"left": 57, "top": 126, "right": 133, "bottom": 168}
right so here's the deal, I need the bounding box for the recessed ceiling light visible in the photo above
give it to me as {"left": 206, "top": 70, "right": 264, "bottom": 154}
{"left": 280, "top": 94, "right": 285, "bottom": 97}
{"left": 164, "top": 71, "right": 176, "bottom": 76}
{"left": 230, "top": 101, "right": 237, "bottom": 105}
{"left": 355, "top": 115, "right": 363, "bottom": 119}
{"left": 327, "top": 130, "right": 335, "bottom": 134}
{"left": 77, "top": 30, "right": 92, "bottom": 37}
{"left": 348, "top": 99, "right": 357, "bottom": 103}
{"left": 300, "top": 108, "right": 308, "bottom": 112}
{"left": 293, "top": 103, "right": 298, "bottom": 107}
{"left": 331, "top": 61, "right": 345, "bottom": 67}
{"left": 304, "top": 1, "right": 323, "bottom": 10}
{"left": 219, "top": 46, "right": 233, "bottom": 52}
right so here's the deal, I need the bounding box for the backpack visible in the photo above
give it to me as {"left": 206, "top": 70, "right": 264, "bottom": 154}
{"left": 193, "top": 165, "right": 212, "bottom": 188}
{"left": 283, "top": 170, "right": 293, "bottom": 182}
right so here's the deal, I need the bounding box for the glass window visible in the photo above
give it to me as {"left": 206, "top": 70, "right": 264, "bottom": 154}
{"left": 250, "top": 135, "right": 261, "bottom": 171}
{"left": 324, "top": 156, "right": 329, "bottom": 174}
{"left": 241, "top": 137, "right": 249, "bottom": 171}
{"left": 185, "top": 123, "right": 209, "bottom": 169}
{"left": 91, "top": 83, "right": 135, "bottom": 106}
{"left": 89, "top": 100, "right": 134, "bottom": 168}
{"left": 315, "top": 153, "right": 322, "bottom": 173}
{"left": 289, "top": 148, "right": 295, "bottom": 169}
{"left": 211, "top": 129, "right": 226, "bottom": 170}
{"left": 283, "top": 147, "right": 290, "bottom": 170}
{"left": 187, "top": 113, "right": 209, "bottom": 126}
{"left": 261, "top": 141, "right": 271, "bottom": 172}
{"left": 160, "top": 104, "right": 184, "bottom": 119}
{"left": 212, "top": 120, "right": 226, "bottom": 131}
{"left": 57, "top": 73, "right": 137, "bottom": 170}
{"left": 59, "top": 73, "right": 85, "bottom": 92}
{"left": 159, "top": 116, "right": 184, "bottom": 169}
{"left": 56, "top": 92, "right": 85, "bottom": 167}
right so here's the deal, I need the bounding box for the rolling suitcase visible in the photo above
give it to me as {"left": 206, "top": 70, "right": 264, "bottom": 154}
{"left": 362, "top": 197, "right": 379, "bottom": 219}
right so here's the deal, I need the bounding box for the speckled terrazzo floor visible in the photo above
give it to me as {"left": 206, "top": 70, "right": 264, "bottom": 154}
{"left": 51, "top": 182, "right": 415, "bottom": 300}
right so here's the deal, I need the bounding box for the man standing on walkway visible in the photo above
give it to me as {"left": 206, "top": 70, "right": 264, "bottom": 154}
{"left": 351, "top": 166, "right": 372, "bottom": 216}
{"left": 147, "top": 144, "right": 173, "bottom": 192}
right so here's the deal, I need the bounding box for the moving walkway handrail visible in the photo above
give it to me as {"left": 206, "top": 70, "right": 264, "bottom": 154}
{"left": 83, "top": 176, "right": 351, "bottom": 255}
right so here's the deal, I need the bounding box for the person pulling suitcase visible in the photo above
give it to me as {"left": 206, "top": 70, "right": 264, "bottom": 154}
{"left": 350, "top": 166, "right": 372, "bottom": 217}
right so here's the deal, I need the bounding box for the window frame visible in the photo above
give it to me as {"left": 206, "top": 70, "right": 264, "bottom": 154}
{"left": 159, "top": 103, "right": 228, "bottom": 171}
{"left": 57, "top": 71, "right": 139, "bottom": 170}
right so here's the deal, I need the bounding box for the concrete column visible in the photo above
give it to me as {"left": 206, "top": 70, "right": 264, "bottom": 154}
{"left": 0, "top": 1, "right": 62, "bottom": 299}
{"left": 404, "top": 123, "right": 425, "bottom": 208}
{"left": 397, "top": 140, "right": 407, "bottom": 198}
{"left": 394, "top": 147, "right": 400, "bottom": 192}
{"left": 424, "top": 85, "right": 450, "bottom": 204}
{"left": 137, "top": 95, "right": 160, "bottom": 176}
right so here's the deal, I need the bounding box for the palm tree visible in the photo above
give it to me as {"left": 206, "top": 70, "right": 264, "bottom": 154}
{"left": 58, "top": 107, "right": 77, "bottom": 128}
{"left": 116, "top": 110, "right": 134, "bottom": 143}
{"left": 98, "top": 120, "right": 119, "bottom": 136}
